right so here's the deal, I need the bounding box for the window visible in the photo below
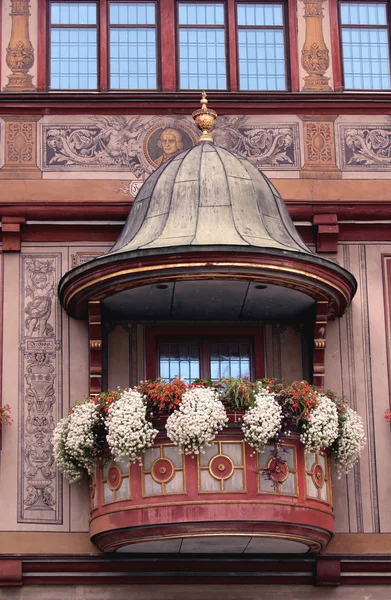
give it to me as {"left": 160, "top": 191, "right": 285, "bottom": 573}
{"left": 44, "top": 0, "right": 293, "bottom": 91}
{"left": 146, "top": 326, "right": 264, "bottom": 381}
{"left": 178, "top": 3, "right": 227, "bottom": 89}
{"left": 109, "top": 2, "right": 157, "bottom": 89}
{"left": 50, "top": 2, "right": 98, "bottom": 89}
{"left": 49, "top": 0, "right": 157, "bottom": 90}
{"left": 340, "top": 2, "right": 391, "bottom": 89}
{"left": 158, "top": 340, "right": 252, "bottom": 381}
{"left": 237, "top": 3, "right": 286, "bottom": 90}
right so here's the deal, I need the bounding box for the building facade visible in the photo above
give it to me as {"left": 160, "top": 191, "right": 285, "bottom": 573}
{"left": 1, "top": 0, "right": 391, "bottom": 598}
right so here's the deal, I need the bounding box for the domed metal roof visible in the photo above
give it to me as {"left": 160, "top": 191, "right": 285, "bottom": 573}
{"left": 58, "top": 94, "right": 356, "bottom": 319}
{"left": 108, "top": 141, "right": 311, "bottom": 257}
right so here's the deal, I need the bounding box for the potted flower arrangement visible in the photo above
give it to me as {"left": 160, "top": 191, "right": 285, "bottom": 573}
{"left": 0, "top": 404, "right": 12, "bottom": 428}
{"left": 53, "top": 378, "right": 366, "bottom": 482}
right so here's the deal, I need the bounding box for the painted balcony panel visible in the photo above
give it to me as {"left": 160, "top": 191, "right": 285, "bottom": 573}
{"left": 90, "top": 427, "right": 334, "bottom": 554}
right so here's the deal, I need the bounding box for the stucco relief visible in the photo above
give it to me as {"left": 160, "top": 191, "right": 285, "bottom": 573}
{"left": 19, "top": 255, "right": 62, "bottom": 523}
{"left": 339, "top": 124, "right": 391, "bottom": 170}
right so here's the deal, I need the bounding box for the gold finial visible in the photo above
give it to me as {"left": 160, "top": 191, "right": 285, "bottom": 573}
{"left": 192, "top": 91, "right": 217, "bottom": 143}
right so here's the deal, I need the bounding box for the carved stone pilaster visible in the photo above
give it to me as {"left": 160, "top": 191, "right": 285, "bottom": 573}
{"left": 0, "top": 116, "right": 41, "bottom": 179}
{"left": 300, "top": 115, "right": 340, "bottom": 178}
{"left": 19, "top": 255, "right": 62, "bottom": 523}
{"left": 5, "top": 0, "right": 35, "bottom": 91}
{"left": 300, "top": 0, "right": 331, "bottom": 92}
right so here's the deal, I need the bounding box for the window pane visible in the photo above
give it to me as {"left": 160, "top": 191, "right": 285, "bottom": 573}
{"left": 158, "top": 343, "right": 200, "bottom": 383}
{"left": 237, "top": 3, "right": 286, "bottom": 91}
{"left": 179, "top": 3, "right": 224, "bottom": 25}
{"left": 340, "top": 2, "right": 387, "bottom": 25}
{"left": 179, "top": 28, "right": 226, "bottom": 89}
{"left": 50, "top": 27, "right": 97, "bottom": 89}
{"left": 341, "top": 20, "right": 391, "bottom": 89}
{"left": 238, "top": 29, "right": 286, "bottom": 90}
{"left": 210, "top": 343, "right": 251, "bottom": 379}
{"left": 238, "top": 3, "right": 283, "bottom": 26}
{"left": 51, "top": 2, "right": 97, "bottom": 24}
{"left": 110, "top": 2, "right": 156, "bottom": 25}
{"left": 110, "top": 27, "right": 157, "bottom": 89}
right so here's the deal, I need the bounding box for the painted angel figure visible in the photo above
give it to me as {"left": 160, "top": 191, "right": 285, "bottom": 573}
{"left": 24, "top": 260, "right": 55, "bottom": 338}
{"left": 91, "top": 116, "right": 147, "bottom": 165}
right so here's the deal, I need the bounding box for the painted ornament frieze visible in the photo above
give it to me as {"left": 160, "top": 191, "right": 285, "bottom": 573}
{"left": 213, "top": 116, "right": 299, "bottom": 169}
{"left": 339, "top": 123, "right": 391, "bottom": 170}
{"left": 40, "top": 115, "right": 300, "bottom": 179}
{"left": 19, "top": 255, "right": 62, "bottom": 523}
{"left": 41, "top": 116, "right": 198, "bottom": 175}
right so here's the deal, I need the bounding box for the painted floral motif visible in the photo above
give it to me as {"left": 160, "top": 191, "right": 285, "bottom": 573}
{"left": 342, "top": 126, "right": 391, "bottom": 169}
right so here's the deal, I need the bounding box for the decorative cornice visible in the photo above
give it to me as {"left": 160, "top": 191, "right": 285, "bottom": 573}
{"left": 1, "top": 92, "right": 391, "bottom": 114}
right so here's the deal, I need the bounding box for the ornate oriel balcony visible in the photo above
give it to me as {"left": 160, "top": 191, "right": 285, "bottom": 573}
{"left": 90, "top": 423, "right": 334, "bottom": 554}
{"left": 58, "top": 96, "right": 356, "bottom": 555}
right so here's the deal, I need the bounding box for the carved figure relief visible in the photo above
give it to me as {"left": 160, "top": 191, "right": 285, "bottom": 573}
{"left": 300, "top": 0, "right": 331, "bottom": 91}
{"left": 5, "top": 0, "right": 35, "bottom": 91}
{"left": 19, "top": 256, "right": 62, "bottom": 523}
{"left": 340, "top": 124, "right": 391, "bottom": 170}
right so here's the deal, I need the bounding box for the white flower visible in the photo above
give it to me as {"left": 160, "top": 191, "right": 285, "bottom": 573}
{"left": 300, "top": 394, "right": 339, "bottom": 453}
{"left": 242, "top": 391, "right": 282, "bottom": 451}
{"left": 106, "top": 389, "right": 157, "bottom": 463}
{"left": 333, "top": 406, "right": 366, "bottom": 476}
{"left": 166, "top": 387, "right": 228, "bottom": 455}
{"left": 52, "top": 401, "right": 99, "bottom": 483}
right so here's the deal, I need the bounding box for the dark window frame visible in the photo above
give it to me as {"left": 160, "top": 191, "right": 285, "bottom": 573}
{"left": 338, "top": 0, "right": 391, "bottom": 90}
{"left": 235, "top": 0, "right": 289, "bottom": 91}
{"left": 40, "top": 0, "right": 296, "bottom": 91}
{"left": 108, "top": 0, "right": 159, "bottom": 90}
{"left": 48, "top": 0, "right": 99, "bottom": 91}
{"left": 176, "top": 1, "right": 229, "bottom": 90}
{"left": 145, "top": 326, "right": 265, "bottom": 380}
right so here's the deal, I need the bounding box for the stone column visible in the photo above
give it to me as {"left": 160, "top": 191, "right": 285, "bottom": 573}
{"left": 300, "top": 0, "right": 331, "bottom": 91}
{"left": 4, "top": 0, "right": 35, "bottom": 91}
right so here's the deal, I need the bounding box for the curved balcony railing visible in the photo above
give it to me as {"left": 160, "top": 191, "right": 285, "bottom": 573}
{"left": 89, "top": 420, "right": 334, "bottom": 554}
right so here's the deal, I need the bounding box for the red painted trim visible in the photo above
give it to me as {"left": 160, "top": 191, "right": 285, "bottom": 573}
{"left": 329, "top": 0, "right": 343, "bottom": 92}
{"left": 0, "top": 559, "right": 22, "bottom": 586}
{"left": 160, "top": 0, "right": 176, "bottom": 91}
{"left": 145, "top": 325, "right": 265, "bottom": 380}
{"left": 1, "top": 201, "right": 391, "bottom": 223}
{"left": 37, "top": 0, "right": 47, "bottom": 91}
{"left": 0, "top": 252, "right": 3, "bottom": 450}
{"left": 20, "top": 225, "right": 121, "bottom": 243}
{"left": 99, "top": 0, "right": 108, "bottom": 91}
{"left": 288, "top": 0, "right": 300, "bottom": 92}
{"left": 381, "top": 254, "right": 391, "bottom": 410}
{"left": 2, "top": 91, "right": 391, "bottom": 114}
{"left": 227, "top": 0, "right": 238, "bottom": 91}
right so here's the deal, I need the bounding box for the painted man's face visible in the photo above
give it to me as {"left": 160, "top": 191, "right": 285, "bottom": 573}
{"left": 159, "top": 131, "right": 181, "bottom": 156}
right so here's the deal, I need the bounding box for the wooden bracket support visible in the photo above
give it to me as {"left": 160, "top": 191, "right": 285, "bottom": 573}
{"left": 313, "top": 214, "right": 339, "bottom": 253}
{"left": 0, "top": 559, "right": 22, "bottom": 586}
{"left": 1, "top": 217, "right": 26, "bottom": 252}
{"left": 88, "top": 301, "right": 103, "bottom": 396}
{"left": 313, "top": 301, "right": 328, "bottom": 391}
{"left": 315, "top": 558, "right": 341, "bottom": 586}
